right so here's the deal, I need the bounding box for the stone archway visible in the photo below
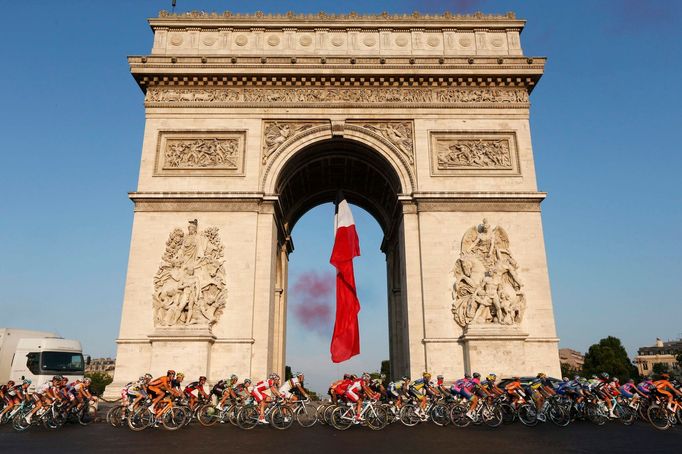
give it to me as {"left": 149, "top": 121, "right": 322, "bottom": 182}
{"left": 270, "top": 136, "right": 411, "bottom": 378}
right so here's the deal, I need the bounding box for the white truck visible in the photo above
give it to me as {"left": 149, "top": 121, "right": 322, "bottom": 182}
{"left": 0, "top": 328, "right": 85, "bottom": 391}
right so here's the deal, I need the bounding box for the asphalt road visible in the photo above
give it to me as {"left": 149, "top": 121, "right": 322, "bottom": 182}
{"left": 1, "top": 419, "right": 681, "bottom": 453}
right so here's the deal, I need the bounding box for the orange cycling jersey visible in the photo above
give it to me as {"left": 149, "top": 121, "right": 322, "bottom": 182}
{"left": 505, "top": 382, "right": 522, "bottom": 393}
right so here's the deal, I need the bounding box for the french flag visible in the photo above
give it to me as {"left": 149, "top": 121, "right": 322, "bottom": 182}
{"left": 329, "top": 192, "right": 361, "bottom": 363}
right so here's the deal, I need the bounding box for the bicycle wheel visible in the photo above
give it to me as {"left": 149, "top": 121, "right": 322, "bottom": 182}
{"left": 296, "top": 402, "right": 317, "bottom": 427}
{"left": 127, "top": 407, "right": 153, "bottom": 431}
{"left": 518, "top": 404, "right": 538, "bottom": 427}
{"left": 237, "top": 405, "right": 259, "bottom": 430}
{"left": 617, "top": 405, "right": 635, "bottom": 426}
{"left": 647, "top": 405, "right": 670, "bottom": 431}
{"left": 548, "top": 404, "right": 570, "bottom": 427}
{"left": 430, "top": 402, "right": 450, "bottom": 427}
{"left": 162, "top": 407, "right": 186, "bottom": 431}
{"left": 366, "top": 404, "right": 388, "bottom": 431}
{"left": 197, "top": 404, "right": 219, "bottom": 427}
{"left": 12, "top": 412, "right": 31, "bottom": 432}
{"left": 315, "top": 402, "right": 329, "bottom": 425}
{"left": 270, "top": 405, "right": 294, "bottom": 430}
{"left": 107, "top": 405, "right": 125, "bottom": 428}
{"left": 227, "top": 405, "right": 240, "bottom": 426}
{"left": 586, "top": 403, "right": 606, "bottom": 426}
{"left": 482, "top": 404, "right": 503, "bottom": 428}
{"left": 79, "top": 405, "right": 96, "bottom": 426}
{"left": 330, "top": 406, "right": 353, "bottom": 431}
{"left": 324, "top": 404, "right": 337, "bottom": 426}
{"left": 448, "top": 404, "right": 470, "bottom": 428}
{"left": 399, "top": 404, "right": 420, "bottom": 427}
{"left": 637, "top": 399, "right": 649, "bottom": 422}
{"left": 500, "top": 403, "right": 516, "bottom": 424}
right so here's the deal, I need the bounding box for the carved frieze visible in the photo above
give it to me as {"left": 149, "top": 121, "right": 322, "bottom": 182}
{"left": 262, "top": 121, "right": 328, "bottom": 164}
{"left": 430, "top": 131, "right": 520, "bottom": 176}
{"left": 153, "top": 219, "right": 227, "bottom": 329}
{"left": 145, "top": 86, "right": 529, "bottom": 108}
{"left": 155, "top": 131, "right": 245, "bottom": 176}
{"left": 451, "top": 219, "right": 526, "bottom": 328}
{"left": 347, "top": 121, "right": 414, "bottom": 164}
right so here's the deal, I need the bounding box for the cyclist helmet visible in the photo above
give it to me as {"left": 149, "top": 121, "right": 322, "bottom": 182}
{"left": 486, "top": 374, "right": 497, "bottom": 381}
{"left": 437, "top": 375, "right": 444, "bottom": 380}
{"left": 343, "top": 374, "right": 351, "bottom": 380}
{"left": 176, "top": 372, "right": 185, "bottom": 380}
{"left": 362, "top": 373, "right": 371, "bottom": 381}
{"left": 22, "top": 378, "right": 32, "bottom": 385}
{"left": 167, "top": 369, "right": 176, "bottom": 376}
{"left": 472, "top": 372, "right": 480, "bottom": 379}
{"left": 562, "top": 377, "right": 569, "bottom": 382}
{"left": 537, "top": 372, "right": 547, "bottom": 379}
{"left": 627, "top": 378, "right": 635, "bottom": 384}
{"left": 199, "top": 376, "right": 207, "bottom": 381}
{"left": 138, "top": 376, "right": 146, "bottom": 382}
{"left": 83, "top": 378, "right": 92, "bottom": 384}
{"left": 422, "top": 372, "right": 431, "bottom": 380}
{"left": 230, "top": 374, "right": 238, "bottom": 381}
{"left": 600, "top": 372, "right": 609, "bottom": 380}
{"left": 270, "top": 373, "right": 280, "bottom": 380}
{"left": 243, "top": 378, "right": 252, "bottom": 385}
{"left": 350, "top": 374, "right": 358, "bottom": 380}
{"left": 401, "top": 376, "right": 409, "bottom": 382}
{"left": 144, "top": 373, "right": 153, "bottom": 380}
{"left": 7, "top": 380, "right": 15, "bottom": 386}
{"left": 52, "top": 375, "right": 62, "bottom": 381}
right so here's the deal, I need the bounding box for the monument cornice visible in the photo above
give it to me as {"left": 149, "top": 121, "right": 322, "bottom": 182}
{"left": 151, "top": 10, "right": 524, "bottom": 30}
{"left": 412, "top": 191, "right": 546, "bottom": 212}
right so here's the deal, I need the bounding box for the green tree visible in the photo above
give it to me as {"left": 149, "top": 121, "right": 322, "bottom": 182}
{"left": 652, "top": 363, "right": 669, "bottom": 375}
{"left": 381, "top": 360, "right": 390, "bottom": 381}
{"left": 582, "top": 336, "right": 638, "bottom": 381}
{"left": 677, "top": 353, "right": 682, "bottom": 370}
{"left": 285, "top": 365, "right": 292, "bottom": 381}
{"left": 560, "top": 362, "right": 580, "bottom": 379}
{"left": 85, "top": 371, "right": 113, "bottom": 396}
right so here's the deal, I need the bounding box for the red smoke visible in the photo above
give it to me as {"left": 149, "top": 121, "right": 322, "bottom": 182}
{"left": 290, "top": 271, "right": 335, "bottom": 335}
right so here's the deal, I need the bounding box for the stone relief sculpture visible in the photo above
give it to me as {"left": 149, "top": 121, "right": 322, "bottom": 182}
{"left": 436, "top": 138, "right": 512, "bottom": 169}
{"left": 164, "top": 138, "right": 240, "bottom": 169}
{"left": 153, "top": 219, "right": 227, "bottom": 328}
{"left": 145, "top": 87, "right": 528, "bottom": 106}
{"left": 262, "top": 121, "right": 317, "bottom": 163}
{"left": 451, "top": 219, "right": 525, "bottom": 327}
{"left": 353, "top": 121, "right": 414, "bottom": 164}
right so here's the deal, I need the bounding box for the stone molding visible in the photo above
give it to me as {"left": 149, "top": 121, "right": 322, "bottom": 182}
{"left": 429, "top": 130, "right": 520, "bottom": 176}
{"left": 154, "top": 130, "right": 246, "bottom": 176}
{"left": 144, "top": 86, "right": 529, "bottom": 109}
{"left": 416, "top": 199, "right": 542, "bottom": 212}
{"left": 346, "top": 121, "right": 414, "bottom": 164}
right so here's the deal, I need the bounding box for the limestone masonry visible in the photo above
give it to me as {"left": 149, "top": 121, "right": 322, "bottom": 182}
{"left": 108, "top": 10, "right": 560, "bottom": 395}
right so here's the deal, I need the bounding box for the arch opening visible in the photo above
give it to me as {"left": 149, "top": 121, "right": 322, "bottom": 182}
{"left": 271, "top": 138, "right": 410, "bottom": 383}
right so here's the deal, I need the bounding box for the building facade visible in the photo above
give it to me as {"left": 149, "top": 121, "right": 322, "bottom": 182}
{"left": 107, "top": 10, "right": 561, "bottom": 395}
{"left": 635, "top": 338, "right": 682, "bottom": 376}
{"left": 559, "top": 348, "right": 584, "bottom": 372}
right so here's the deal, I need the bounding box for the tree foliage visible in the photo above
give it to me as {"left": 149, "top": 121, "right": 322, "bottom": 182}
{"left": 652, "top": 363, "right": 670, "bottom": 375}
{"left": 285, "top": 365, "right": 292, "bottom": 381}
{"left": 560, "top": 362, "right": 580, "bottom": 379}
{"left": 85, "top": 371, "right": 113, "bottom": 396}
{"left": 582, "top": 336, "right": 638, "bottom": 381}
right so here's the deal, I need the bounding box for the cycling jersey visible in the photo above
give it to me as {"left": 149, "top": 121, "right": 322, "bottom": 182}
{"left": 184, "top": 381, "right": 204, "bottom": 393}
{"left": 345, "top": 379, "right": 364, "bottom": 403}
{"left": 334, "top": 379, "right": 353, "bottom": 395}
{"left": 211, "top": 380, "right": 228, "bottom": 396}
{"left": 388, "top": 380, "right": 408, "bottom": 397}
{"left": 251, "top": 379, "right": 274, "bottom": 403}
{"left": 280, "top": 377, "right": 304, "bottom": 398}
{"left": 35, "top": 382, "right": 51, "bottom": 395}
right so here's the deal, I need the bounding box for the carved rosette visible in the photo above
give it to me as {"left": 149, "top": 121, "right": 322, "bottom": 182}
{"left": 451, "top": 219, "right": 525, "bottom": 328}
{"left": 145, "top": 86, "right": 529, "bottom": 107}
{"left": 152, "top": 220, "right": 227, "bottom": 329}
{"left": 261, "top": 121, "right": 326, "bottom": 164}
{"left": 347, "top": 121, "right": 414, "bottom": 164}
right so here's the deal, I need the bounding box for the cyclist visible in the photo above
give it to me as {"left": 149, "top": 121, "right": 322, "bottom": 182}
{"left": 0, "top": 381, "right": 20, "bottom": 421}
{"left": 619, "top": 378, "right": 646, "bottom": 403}
{"left": 387, "top": 377, "right": 410, "bottom": 409}
{"left": 368, "top": 377, "right": 386, "bottom": 400}
{"left": 148, "top": 370, "right": 176, "bottom": 417}
{"left": 409, "top": 372, "right": 434, "bottom": 416}
{"left": 71, "top": 377, "right": 94, "bottom": 413}
{"left": 184, "top": 376, "right": 210, "bottom": 410}
{"left": 330, "top": 374, "right": 354, "bottom": 405}
{"left": 345, "top": 373, "right": 379, "bottom": 423}
{"left": 465, "top": 372, "right": 489, "bottom": 420}
{"left": 251, "top": 373, "right": 283, "bottom": 424}
{"left": 504, "top": 376, "right": 527, "bottom": 406}
{"left": 593, "top": 373, "right": 616, "bottom": 418}
{"left": 213, "top": 374, "right": 240, "bottom": 410}
{"left": 653, "top": 373, "right": 682, "bottom": 411}
{"left": 125, "top": 374, "right": 151, "bottom": 411}
{"left": 280, "top": 372, "right": 309, "bottom": 402}
{"left": 450, "top": 374, "right": 470, "bottom": 400}
{"left": 434, "top": 375, "right": 451, "bottom": 398}
{"left": 482, "top": 374, "right": 503, "bottom": 397}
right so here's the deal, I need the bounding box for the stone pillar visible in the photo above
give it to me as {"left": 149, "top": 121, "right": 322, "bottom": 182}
{"left": 148, "top": 327, "right": 216, "bottom": 379}
{"left": 460, "top": 325, "right": 529, "bottom": 376}
{"left": 400, "top": 202, "right": 427, "bottom": 377}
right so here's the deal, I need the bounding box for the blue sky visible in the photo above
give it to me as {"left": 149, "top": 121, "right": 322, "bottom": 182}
{"left": 1, "top": 1, "right": 680, "bottom": 393}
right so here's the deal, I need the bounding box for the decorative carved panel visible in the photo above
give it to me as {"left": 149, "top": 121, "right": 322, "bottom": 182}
{"left": 451, "top": 219, "right": 526, "bottom": 328}
{"left": 145, "top": 87, "right": 529, "bottom": 108}
{"left": 346, "top": 121, "right": 414, "bottom": 164}
{"left": 153, "top": 219, "right": 227, "bottom": 328}
{"left": 155, "top": 131, "right": 245, "bottom": 176}
{"left": 430, "top": 131, "right": 520, "bottom": 176}
{"left": 261, "top": 120, "right": 329, "bottom": 164}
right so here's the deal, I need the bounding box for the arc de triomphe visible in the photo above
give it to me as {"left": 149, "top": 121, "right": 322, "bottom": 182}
{"left": 109, "top": 10, "right": 560, "bottom": 392}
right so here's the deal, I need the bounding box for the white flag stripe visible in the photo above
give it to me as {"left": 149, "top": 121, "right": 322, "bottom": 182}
{"left": 335, "top": 199, "right": 355, "bottom": 231}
